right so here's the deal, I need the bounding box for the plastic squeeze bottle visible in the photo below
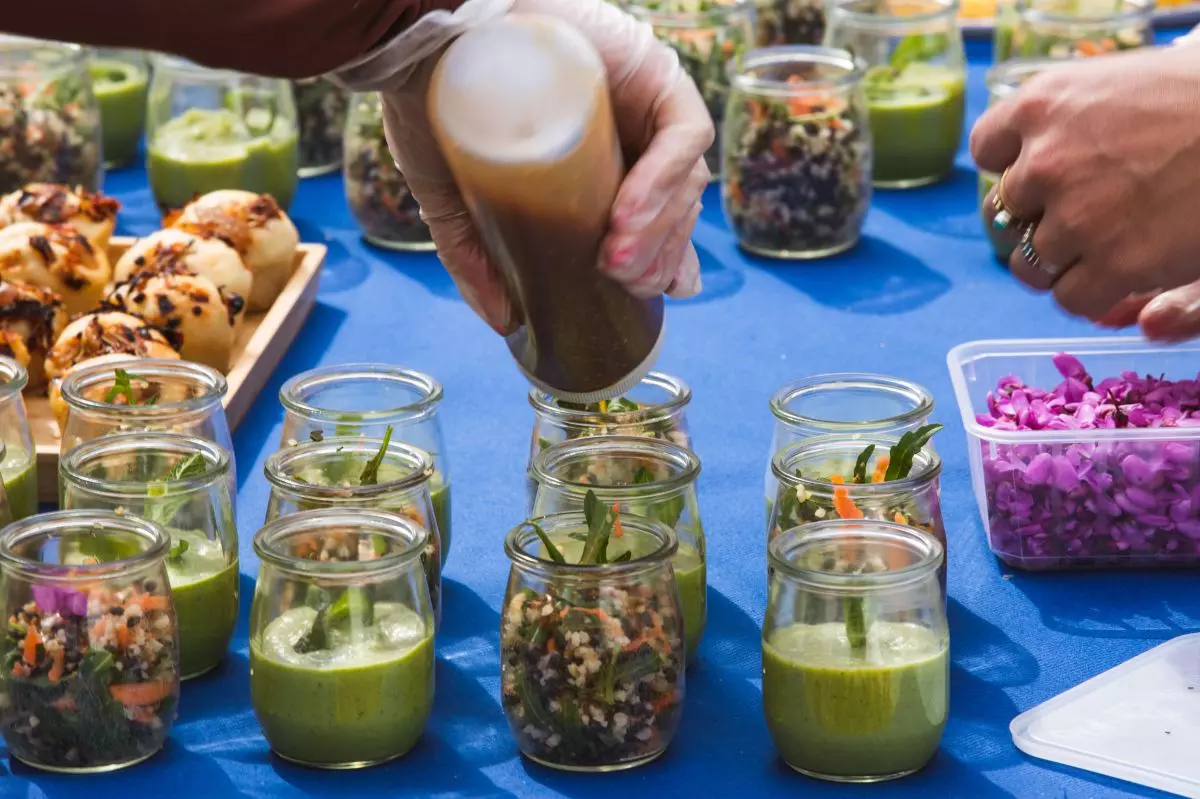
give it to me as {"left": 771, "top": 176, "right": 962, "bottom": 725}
{"left": 428, "top": 13, "right": 665, "bottom": 403}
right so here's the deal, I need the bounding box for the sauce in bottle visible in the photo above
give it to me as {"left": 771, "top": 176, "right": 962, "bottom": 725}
{"left": 428, "top": 14, "right": 665, "bottom": 402}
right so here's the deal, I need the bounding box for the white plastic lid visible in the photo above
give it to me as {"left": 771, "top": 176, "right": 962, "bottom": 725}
{"left": 1010, "top": 633, "right": 1200, "bottom": 797}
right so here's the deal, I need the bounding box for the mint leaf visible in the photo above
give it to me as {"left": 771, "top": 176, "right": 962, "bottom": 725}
{"left": 103, "top": 368, "right": 137, "bottom": 404}
{"left": 852, "top": 444, "right": 875, "bottom": 484}
{"left": 358, "top": 425, "right": 394, "bottom": 486}
{"left": 167, "top": 539, "right": 189, "bottom": 564}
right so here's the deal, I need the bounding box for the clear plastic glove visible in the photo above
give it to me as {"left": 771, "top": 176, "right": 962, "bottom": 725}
{"left": 971, "top": 44, "right": 1200, "bottom": 326}
{"left": 333, "top": 0, "right": 713, "bottom": 334}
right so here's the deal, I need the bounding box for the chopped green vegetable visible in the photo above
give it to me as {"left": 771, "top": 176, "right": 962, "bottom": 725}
{"left": 358, "top": 425, "right": 394, "bottom": 485}
{"left": 852, "top": 444, "right": 875, "bottom": 485}
{"left": 167, "top": 539, "right": 189, "bottom": 564}
{"left": 144, "top": 453, "right": 209, "bottom": 527}
{"left": 103, "top": 368, "right": 136, "bottom": 404}
{"left": 526, "top": 521, "right": 566, "bottom": 564}
{"left": 882, "top": 424, "right": 943, "bottom": 482}
{"left": 843, "top": 596, "right": 868, "bottom": 659}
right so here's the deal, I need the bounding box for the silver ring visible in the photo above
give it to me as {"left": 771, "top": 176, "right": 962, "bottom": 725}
{"left": 1020, "top": 223, "right": 1060, "bottom": 280}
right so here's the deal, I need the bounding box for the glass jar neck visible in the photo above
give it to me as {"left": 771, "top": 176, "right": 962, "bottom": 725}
{"left": 626, "top": 0, "right": 751, "bottom": 26}
{"left": 281, "top": 365, "right": 443, "bottom": 428}
{"left": 0, "top": 37, "right": 85, "bottom": 78}
{"left": 0, "top": 510, "right": 169, "bottom": 582}
{"left": 0, "top": 356, "right": 28, "bottom": 400}
{"left": 506, "top": 511, "right": 678, "bottom": 580}
{"left": 773, "top": 434, "right": 941, "bottom": 493}
{"left": 528, "top": 372, "right": 690, "bottom": 430}
{"left": 254, "top": 508, "right": 428, "bottom": 578}
{"left": 1016, "top": 0, "right": 1151, "bottom": 24}
{"left": 61, "top": 360, "right": 226, "bottom": 421}
{"left": 770, "top": 373, "right": 934, "bottom": 436}
{"left": 532, "top": 435, "right": 698, "bottom": 500}
{"left": 829, "top": 0, "right": 960, "bottom": 31}
{"left": 60, "top": 433, "right": 230, "bottom": 499}
{"left": 769, "top": 520, "right": 942, "bottom": 593}
{"left": 266, "top": 438, "right": 434, "bottom": 502}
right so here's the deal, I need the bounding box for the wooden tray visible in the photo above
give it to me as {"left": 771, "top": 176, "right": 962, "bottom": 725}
{"left": 31, "top": 237, "right": 327, "bottom": 502}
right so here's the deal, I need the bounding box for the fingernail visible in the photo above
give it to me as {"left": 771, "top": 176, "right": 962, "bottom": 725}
{"left": 1143, "top": 294, "right": 1183, "bottom": 319}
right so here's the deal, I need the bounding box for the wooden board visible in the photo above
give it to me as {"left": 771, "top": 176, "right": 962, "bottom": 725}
{"left": 31, "top": 238, "right": 327, "bottom": 502}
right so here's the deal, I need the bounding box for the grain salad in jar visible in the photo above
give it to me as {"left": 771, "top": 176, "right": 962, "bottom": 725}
{"left": 994, "top": 0, "right": 1152, "bottom": 61}
{"left": 292, "top": 77, "right": 347, "bottom": 177}
{"left": 723, "top": 46, "right": 871, "bottom": 259}
{"left": 755, "top": 0, "right": 829, "bottom": 46}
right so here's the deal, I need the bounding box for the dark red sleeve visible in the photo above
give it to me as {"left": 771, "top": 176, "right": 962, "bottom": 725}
{"left": 3, "top": 0, "right": 462, "bottom": 78}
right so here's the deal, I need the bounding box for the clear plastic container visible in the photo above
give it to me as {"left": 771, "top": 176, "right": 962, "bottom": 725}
{"left": 948, "top": 337, "right": 1200, "bottom": 570}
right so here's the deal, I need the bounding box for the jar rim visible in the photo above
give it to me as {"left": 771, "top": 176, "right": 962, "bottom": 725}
{"left": 826, "top": 0, "right": 961, "bottom": 27}
{"left": 0, "top": 510, "right": 170, "bottom": 582}
{"left": 770, "top": 372, "right": 935, "bottom": 432}
{"left": 265, "top": 437, "right": 435, "bottom": 501}
{"left": 1014, "top": 0, "right": 1153, "bottom": 24}
{"left": 505, "top": 511, "right": 679, "bottom": 576}
{"left": 0, "top": 355, "right": 28, "bottom": 398}
{"left": 60, "top": 358, "right": 227, "bottom": 419}
{"left": 0, "top": 36, "right": 86, "bottom": 77}
{"left": 253, "top": 508, "right": 429, "bottom": 577}
{"left": 60, "top": 432, "right": 231, "bottom": 498}
{"left": 531, "top": 435, "right": 700, "bottom": 501}
{"left": 731, "top": 46, "right": 867, "bottom": 97}
{"left": 985, "top": 57, "right": 1064, "bottom": 97}
{"left": 280, "top": 364, "right": 443, "bottom": 426}
{"left": 771, "top": 433, "right": 942, "bottom": 492}
{"left": 768, "top": 519, "right": 943, "bottom": 590}
{"left": 528, "top": 371, "right": 690, "bottom": 427}
{"left": 624, "top": 0, "right": 753, "bottom": 27}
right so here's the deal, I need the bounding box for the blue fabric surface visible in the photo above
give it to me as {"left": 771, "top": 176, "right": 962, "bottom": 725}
{"left": 3, "top": 32, "right": 1193, "bottom": 799}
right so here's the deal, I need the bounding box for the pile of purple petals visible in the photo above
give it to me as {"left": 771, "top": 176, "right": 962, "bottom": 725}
{"left": 977, "top": 353, "right": 1200, "bottom": 569}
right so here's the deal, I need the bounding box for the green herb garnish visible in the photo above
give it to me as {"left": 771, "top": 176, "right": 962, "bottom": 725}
{"left": 844, "top": 595, "right": 868, "bottom": 658}
{"left": 294, "top": 587, "right": 375, "bottom": 655}
{"left": 167, "top": 539, "right": 189, "bottom": 564}
{"left": 103, "top": 368, "right": 137, "bottom": 404}
{"left": 144, "top": 453, "right": 209, "bottom": 527}
{"left": 358, "top": 426, "right": 394, "bottom": 485}
{"left": 882, "top": 424, "right": 943, "bottom": 482}
{"left": 852, "top": 444, "right": 875, "bottom": 485}
{"left": 520, "top": 490, "right": 627, "bottom": 567}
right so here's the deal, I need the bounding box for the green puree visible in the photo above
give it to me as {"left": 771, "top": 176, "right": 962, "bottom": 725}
{"left": 2, "top": 450, "right": 36, "bottom": 521}
{"left": 90, "top": 59, "right": 148, "bottom": 168}
{"left": 866, "top": 63, "right": 965, "bottom": 188}
{"left": 250, "top": 602, "right": 434, "bottom": 767}
{"left": 431, "top": 482, "right": 451, "bottom": 562}
{"left": 673, "top": 546, "right": 706, "bottom": 663}
{"left": 763, "top": 621, "right": 947, "bottom": 779}
{"left": 148, "top": 108, "right": 299, "bottom": 211}
{"left": 167, "top": 530, "right": 239, "bottom": 679}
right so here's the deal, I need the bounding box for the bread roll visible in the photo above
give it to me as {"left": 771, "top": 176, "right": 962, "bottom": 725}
{"left": 113, "top": 228, "right": 252, "bottom": 306}
{"left": 170, "top": 189, "right": 299, "bottom": 311}
{"left": 0, "top": 184, "right": 121, "bottom": 250}
{"left": 0, "top": 280, "right": 67, "bottom": 390}
{"left": 0, "top": 222, "right": 111, "bottom": 316}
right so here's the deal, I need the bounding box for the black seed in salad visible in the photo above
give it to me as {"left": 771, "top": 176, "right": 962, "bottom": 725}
{"left": 754, "top": 0, "right": 826, "bottom": 47}
{"left": 0, "top": 84, "right": 101, "bottom": 195}
{"left": 724, "top": 93, "right": 870, "bottom": 257}
{"left": 293, "top": 78, "right": 348, "bottom": 174}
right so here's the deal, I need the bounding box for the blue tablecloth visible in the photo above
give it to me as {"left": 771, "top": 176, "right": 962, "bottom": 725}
{"left": 4, "top": 33, "right": 1193, "bottom": 799}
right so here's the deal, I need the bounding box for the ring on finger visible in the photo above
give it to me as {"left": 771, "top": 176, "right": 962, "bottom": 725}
{"left": 992, "top": 168, "right": 1035, "bottom": 232}
{"left": 1018, "top": 222, "right": 1062, "bottom": 280}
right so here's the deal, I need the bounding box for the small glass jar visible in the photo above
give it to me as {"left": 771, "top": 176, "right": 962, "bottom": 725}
{"left": 59, "top": 359, "right": 235, "bottom": 495}
{"left": 527, "top": 371, "right": 692, "bottom": 510}
{"left": 279, "top": 365, "right": 452, "bottom": 562}
{"left": 824, "top": 0, "right": 966, "bottom": 189}
{"left": 722, "top": 46, "right": 872, "bottom": 259}
{"left": 995, "top": 0, "right": 1152, "bottom": 61}
{"left": 501, "top": 511, "right": 685, "bottom": 771}
{"left": 146, "top": 55, "right": 300, "bottom": 212}
{"left": 293, "top": 77, "right": 347, "bottom": 177}
{"left": 0, "top": 357, "right": 37, "bottom": 520}
{"left": 0, "top": 36, "right": 101, "bottom": 195}
{"left": 264, "top": 437, "right": 443, "bottom": 627}
{"left": 763, "top": 519, "right": 947, "bottom": 782}
{"left": 530, "top": 436, "right": 706, "bottom": 663}
{"left": 755, "top": 0, "right": 829, "bottom": 46}
{"left": 769, "top": 434, "right": 945, "bottom": 590}
{"left": 88, "top": 48, "right": 150, "bottom": 169}
{"left": 58, "top": 433, "right": 239, "bottom": 680}
{"left": 765, "top": 374, "right": 934, "bottom": 529}
{"left": 344, "top": 92, "right": 434, "bottom": 251}
{"left": 250, "top": 508, "right": 435, "bottom": 769}
{"left": 0, "top": 510, "right": 180, "bottom": 772}
{"left": 626, "top": 0, "right": 754, "bottom": 180}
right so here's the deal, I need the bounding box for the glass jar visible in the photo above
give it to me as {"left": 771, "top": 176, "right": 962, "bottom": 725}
{"left": 0, "top": 510, "right": 180, "bottom": 772}
{"left": 59, "top": 359, "right": 235, "bottom": 495}
{"left": 0, "top": 36, "right": 101, "bottom": 195}
{"left": 765, "top": 374, "right": 934, "bottom": 529}
{"left": 264, "top": 437, "right": 443, "bottom": 627}
{"left": 824, "top": 0, "right": 966, "bottom": 189}
{"left": 279, "top": 365, "right": 452, "bottom": 562}
{"left": 343, "top": 92, "right": 434, "bottom": 251}
{"left": 250, "top": 508, "right": 435, "bottom": 768}
{"left": 501, "top": 511, "right": 685, "bottom": 771}
{"left": 995, "top": 0, "right": 1152, "bottom": 61}
{"left": 768, "top": 434, "right": 945, "bottom": 590}
{"left": 626, "top": 0, "right": 753, "bottom": 180}
{"left": 146, "top": 54, "right": 299, "bottom": 212}
{"left": 58, "top": 433, "right": 239, "bottom": 680}
{"left": 0, "top": 356, "right": 37, "bottom": 520}
{"left": 530, "top": 436, "right": 706, "bottom": 662}
{"left": 763, "top": 519, "right": 948, "bottom": 781}
{"left": 755, "top": 0, "right": 829, "bottom": 46}
{"left": 88, "top": 48, "right": 150, "bottom": 169}
{"left": 527, "top": 371, "right": 692, "bottom": 510}
{"left": 293, "top": 77, "right": 347, "bottom": 177}
{"left": 722, "top": 46, "right": 872, "bottom": 259}
{"left": 978, "top": 59, "right": 1059, "bottom": 264}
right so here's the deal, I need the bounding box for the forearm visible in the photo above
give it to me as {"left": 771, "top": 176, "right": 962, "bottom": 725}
{"left": 3, "top": 0, "right": 462, "bottom": 78}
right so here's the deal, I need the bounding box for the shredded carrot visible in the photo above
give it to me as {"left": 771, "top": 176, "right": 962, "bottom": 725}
{"left": 546, "top": 638, "right": 557, "bottom": 654}
{"left": 894, "top": 512, "right": 907, "bottom": 525}
{"left": 651, "top": 690, "right": 677, "bottom": 713}
{"left": 832, "top": 486, "right": 864, "bottom": 520}
{"left": 48, "top": 649, "right": 65, "bottom": 683}
{"left": 138, "top": 595, "right": 169, "bottom": 613}
{"left": 11, "top": 662, "right": 30, "bottom": 678}
{"left": 22, "top": 626, "right": 40, "bottom": 666}
{"left": 90, "top": 616, "right": 109, "bottom": 642}
{"left": 871, "top": 455, "right": 891, "bottom": 483}
{"left": 830, "top": 474, "right": 845, "bottom": 485}
{"left": 109, "top": 679, "right": 173, "bottom": 707}
{"left": 1077, "top": 40, "right": 1102, "bottom": 56}
{"left": 612, "top": 507, "right": 624, "bottom": 539}
{"left": 116, "top": 625, "right": 131, "bottom": 650}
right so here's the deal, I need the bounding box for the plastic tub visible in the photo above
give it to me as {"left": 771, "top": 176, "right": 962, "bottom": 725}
{"left": 948, "top": 337, "right": 1200, "bottom": 571}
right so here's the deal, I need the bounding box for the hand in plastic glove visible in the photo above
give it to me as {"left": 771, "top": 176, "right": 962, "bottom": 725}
{"left": 333, "top": 0, "right": 713, "bottom": 334}
{"left": 972, "top": 44, "right": 1200, "bottom": 326}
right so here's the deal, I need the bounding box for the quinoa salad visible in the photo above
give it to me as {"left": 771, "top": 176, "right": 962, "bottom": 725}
{"left": 1, "top": 580, "right": 178, "bottom": 769}
{"left": 724, "top": 89, "right": 870, "bottom": 257}
{"left": 0, "top": 82, "right": 101, "bottom": 195}
{"left": 754, "top": 0, "right": 827, "bottom": 46}
{"left": 997, "top": 24, "right": 1147, "bottom": 60}
{"left": 292, "top": 78, "right": 347, "bottom": 175}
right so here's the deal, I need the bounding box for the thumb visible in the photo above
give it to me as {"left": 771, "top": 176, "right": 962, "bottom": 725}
{"left": 1139, "top": 281, "right": 1200, "bottom": 342}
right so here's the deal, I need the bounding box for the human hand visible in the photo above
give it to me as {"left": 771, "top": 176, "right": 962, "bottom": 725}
{"left": 972, "top": 45, "right": 1200, "bottom": 324}
{"left": 334, "top": 0, "right": 712, "bottom": 334}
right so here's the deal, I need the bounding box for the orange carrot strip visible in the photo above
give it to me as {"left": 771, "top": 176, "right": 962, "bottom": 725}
{"left": 138, "top": 595, "right": 169, "bottom": 613}
{"left": 22, "top": 626, "right": 39, "bottom": 666}
{"left": 48, "top": 649, "right": 65, "bottom": 683}
{"left": 612, "top": 506, "right": 624, "bottom": 539}
{"left": 109, "top": 679, "right": 173, "bottom": 707}
{"left": 832, "top": 486, "right": 864, "bottom": 520}
{"left": 116, "top": 625, "right": 131, "bottom": 650}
